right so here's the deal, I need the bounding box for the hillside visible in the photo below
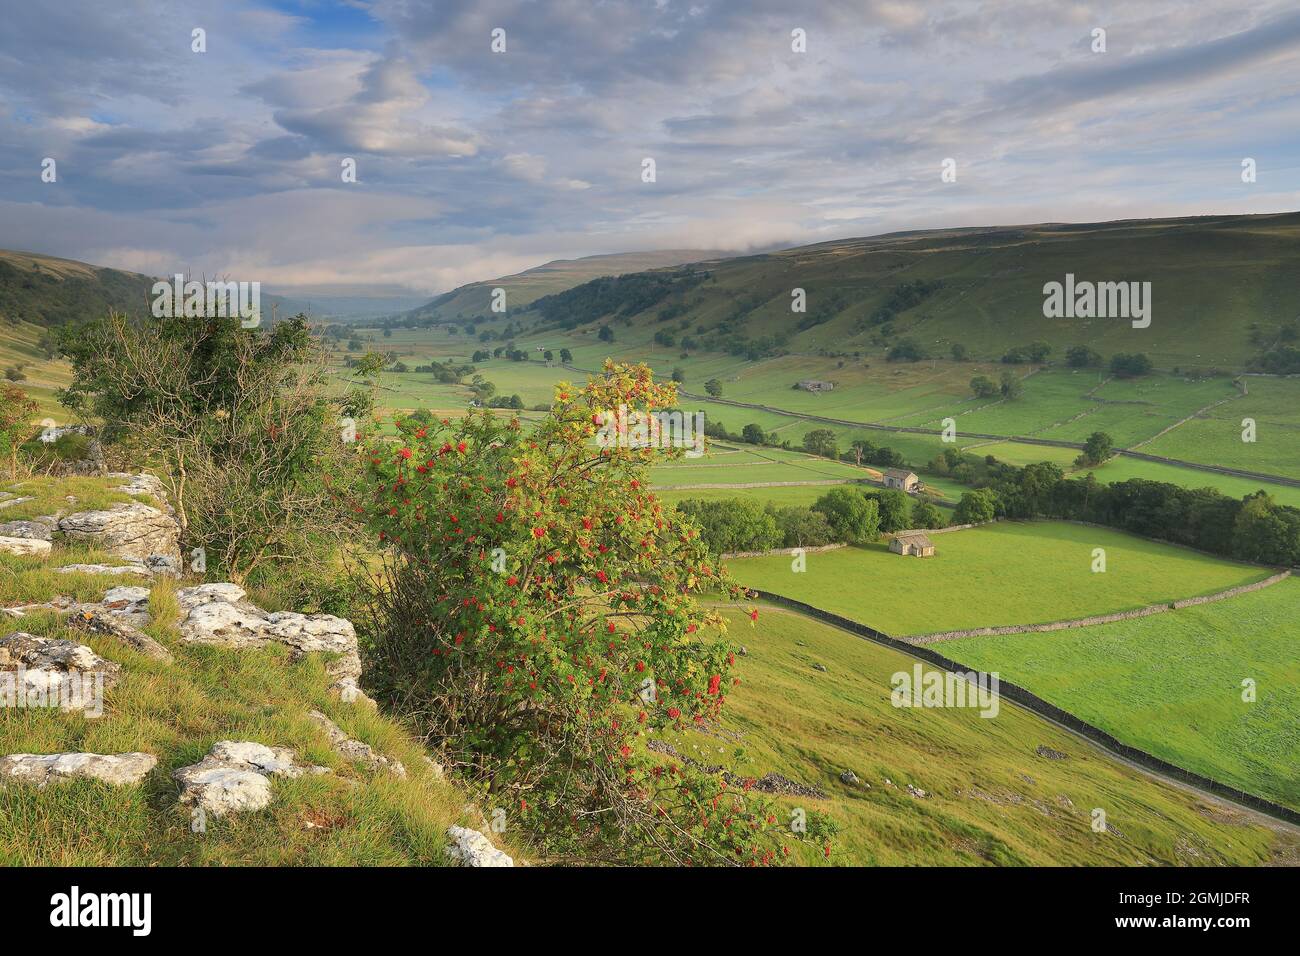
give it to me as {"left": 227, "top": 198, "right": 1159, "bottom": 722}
{"left": 394, "top": 248, "right": 733, "bottom": 326}
{"left": 514, "top": 213, "right": 1300, "bottom": 370}
{"left": 0, "top": 250, "right": 157, "bottom": 328}
{"left": 0, "top": 472, "right": 521, "bottom": 866}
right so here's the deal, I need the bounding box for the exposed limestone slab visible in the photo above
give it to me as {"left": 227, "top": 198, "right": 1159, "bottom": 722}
{"left": 0, "top": 631, "right": 120, "bottom": 714}
{"left": 0, "top": 496, "right": 34, "bottom": 511}
{"left": 173, "top": 740, "right": 329, "bottom": 817}
{"left": 65, "top": 605, "right": 173, "bottom": 664}
{"left": 307, "top": 711, "right": 406, "bottom": 778}
{"left": 444, "top": 825, "right": 514, "bottom": 867}
{"left": 0, "top": 536, "right": 51, "bottom": 557}
{"left": 108, "top": 473, "right": 167, "bottom": 503}
{"left": 58, "top": 501, "right": 181, "bottom": 564}
{"left": 175, "top": 584, "right": 362, "bottom": 685}
{"left": 0, "top": 752, "right": 156, "bottom": 787}
{"left": 56, "top": 563, "right": 153, "bottom": 578}
{"left": 0, "top": 520, "right": 53, "bottom": 541}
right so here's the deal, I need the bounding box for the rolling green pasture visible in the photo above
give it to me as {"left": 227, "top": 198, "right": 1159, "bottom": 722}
{"left": 1138, "top": 377, "right": 1300, "bottom": 480}
{"left": 670, "top": 608, "right": 1297, "bottom": 865}
{"left": 725, "top": 521, "right": 1270, "bottom": 636}
{"left": 944, "top": 578, "right": 1300, "bottom": 810}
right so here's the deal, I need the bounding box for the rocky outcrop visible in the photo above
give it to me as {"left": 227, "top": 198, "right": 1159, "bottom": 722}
{"left": 444, "top": 825, "right": 514, "bottom": 867}
{"left": 0, "top": 631, "right": 121, "bottom": 712}
{"left": 0, "top": 752, "right": 156, "bottom": 787}
{"left": 0, "top": 520, "right": 53, "bottom": 541}
{"left": 0, "top": 536, "right": 51, "bottom": 557}
{"left": 56, "top": 563, "right": 153, "bottom": 577}
{"left": 58, "top": 502, "right": 181, "bottom": 565}
{"left": 108, "top": 473, "right": 167, "bottom": 503}
{"left": 64, "top": 604, "right": 173, "bottom": 664}
{"left": 307, "top": 711, "right": 406, "bottom": 778}
{"left": 173, "top": 741, "right": 329, "bottom": 817}
{"left": 176, "top": 584, "right": 362, "bottom": 691}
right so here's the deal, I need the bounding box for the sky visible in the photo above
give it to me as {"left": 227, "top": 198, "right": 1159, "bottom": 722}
{"left": 1, "top": 0, "right": 1298, "bottom": 297}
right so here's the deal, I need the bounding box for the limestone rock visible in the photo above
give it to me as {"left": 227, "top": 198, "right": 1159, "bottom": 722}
{"left": 308, "top": 711, "right": 406, "bottom": 778}
{"left": 173, "top": 740, "right": 329, "bottom": 817}
{"left": 328, "top": 678, "right": 377, "bottom": 708}
{"left": 0, "top": 631, "right": 120, "bottom": 713}
{"left": 444, "top": 825, "right": 514, "bottom": 867}
{"left": 840, "top": 770, "right": 860, "bottom": 786}
{"left": 180, "top": 600, "right": 268, "bottom": 647}
{"left": 0, "top": 536, "right": 51, "bottom": 557}
{"left": 176, "top": 583, "right": 247, "bottom": 611}
{"left": 56, "top": 563, "right": 153, "bottom": 577}
{"left": 0, "top": 520, "right": 53, "bottom": 541}
{"left": 58, "top": 502, "right": 181, "bottom": 564}
{"left": 65, "top": 605, "right": 173, "bottom": 664}
{"left": 0, "top": 752, "right": 156, "bottom": 787}
{"left": 265, "top": 612, "right": 361, "bottom": 682}
{"left": 108, "top": 473, "right": 167, "bottom": 503}
{"left": 174, "top": 584, "right": 362, "bottom": 684}
{"left": 0, "top": 496, "right": 33, "bottom": 511}
{"left": 100, "top": 585, "right": 151, "bottom": 616}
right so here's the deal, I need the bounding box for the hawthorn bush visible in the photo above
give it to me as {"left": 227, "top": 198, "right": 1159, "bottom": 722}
{"left": 359, "top": 362, "right": 807, "bottom": 865}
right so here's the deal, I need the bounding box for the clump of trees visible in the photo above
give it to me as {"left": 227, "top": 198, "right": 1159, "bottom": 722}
{"left": 1075, "top": 431, "right": 1115, "bottom": 468}
{"left": 951, "top": 461, "right": 1300, "bottom": 566}
{"left": 1109, "top": 352, "right": 1153, "bottom": 378}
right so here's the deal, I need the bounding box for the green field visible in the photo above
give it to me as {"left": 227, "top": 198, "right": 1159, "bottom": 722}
{"left": 1139, "top": 376, "right": 1300, "bottom": 479}
{"left": 943, "top": 578, "right": 1300, "bottom": 810}
{"left": 670, "top": 608, "right": 1297, "bottom": 865}
{"left": 725, "top": 522, "right": 1271, "bottom": 637}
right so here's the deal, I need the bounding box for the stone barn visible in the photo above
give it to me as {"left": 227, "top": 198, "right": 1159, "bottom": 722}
{"left": 882, "top": 468, "right": 921, "bottom": 492}
{"left": 889, "top": 532, "right": 935, "bottom": 557}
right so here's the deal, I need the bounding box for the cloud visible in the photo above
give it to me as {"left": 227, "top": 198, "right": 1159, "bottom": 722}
{"left": 0, "top": 0, "right": 1298, "bottom": 297}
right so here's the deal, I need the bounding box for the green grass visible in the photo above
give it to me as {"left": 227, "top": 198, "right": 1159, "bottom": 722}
{"left": 942, "top": 578, "right": 1300, "bottom": 811}
{"left": 672, "top": 608, "right": 1298, "bottom": 865}
{"left": 0, "top": 475, "right": 508, "bottom": 867}
{"left": 726, "top": 521, "right": 1271, "bottom": 636}
{"left": 1, "top": 474, "right": 159, "bottom": 521}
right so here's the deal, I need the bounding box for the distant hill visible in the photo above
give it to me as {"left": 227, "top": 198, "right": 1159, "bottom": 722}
{"left": 0, "top": 249, "right": 158, "bottom": 328}
{"left": 0, "top": 248, "right": 363, "bottom": 329}
{"left": 516, "top": 213, "right": 1300, "bottom": 370}
{"left": 394, "top": 249, "right": 734, "bottom": 326}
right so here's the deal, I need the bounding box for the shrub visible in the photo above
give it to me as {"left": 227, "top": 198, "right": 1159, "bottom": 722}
{"left": 58, "top": 312, "right": 357, "bottom": 584}
{"left": 359, "top": 363, "right": 795, "bottom": 865}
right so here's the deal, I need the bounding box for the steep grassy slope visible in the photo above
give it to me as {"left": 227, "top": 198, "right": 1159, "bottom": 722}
{"left": 943, "top": 578, "right": 1300, "bottom": 810}
{"left": 676, "top": 608, "right": 1298, "bottom": 865}
{"left": 0, "top": 250, "right": 157, "bottom": 328}
{"left": 0, "top": 474, "right": 515, "bottom": 866}
{"left": 518, "top": 213, "right": 1300, "bottom": 369}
